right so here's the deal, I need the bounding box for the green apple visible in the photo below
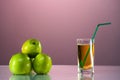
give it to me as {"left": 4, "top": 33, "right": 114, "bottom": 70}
{"left": 9, "top": 75, "right": 31, "bottom": 80}
{"left": 21, "top": 38, "right": 42, "bottom": 58}
{"left": 33, "top": 53, "right": 52, "bottom": 74}
{"left": 9, "top": 53, "right": 32, "bottom": 75}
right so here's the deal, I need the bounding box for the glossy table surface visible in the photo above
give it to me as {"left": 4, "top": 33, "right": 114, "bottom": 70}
{"left": 0, "top": 65, "right": 120, "bottom": 80}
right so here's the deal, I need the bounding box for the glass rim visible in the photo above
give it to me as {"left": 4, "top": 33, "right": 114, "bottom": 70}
{"left": 77, "top": 38, "right": 95, "bottom": 41}
{"left": 77, "top": 38, "right": 95, "bottom": 45}
{"left": 77, "top": 38, "right": 91, "bottom": 40}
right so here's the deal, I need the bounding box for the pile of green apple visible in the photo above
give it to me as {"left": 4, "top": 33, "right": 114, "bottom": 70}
{"left": 9, "top": 38, "right": 52, "bottom": 75}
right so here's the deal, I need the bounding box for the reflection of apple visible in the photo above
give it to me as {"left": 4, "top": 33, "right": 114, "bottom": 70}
{"left": 33, "top": 74, "right": 51, "bottom": 80}
{"left": 9, "top": 75, "right": 31, "bottom": 80}
{"left": 9, "top": 53, "right": 32, "bottom": 75}
{"left": 21, "top": 38, "right": 42, "bottom": 58}
{"left": 33, "top": 53, "right": 52, "bottom": 74}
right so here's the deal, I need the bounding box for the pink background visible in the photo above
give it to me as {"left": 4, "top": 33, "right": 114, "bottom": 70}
{"left": 0, "top": 0, "right": 120, "bottom": 65}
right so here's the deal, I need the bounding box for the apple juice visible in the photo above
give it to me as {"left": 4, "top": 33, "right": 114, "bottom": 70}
{"left": 77, "top": 43, "right": 94, "bottom": 70}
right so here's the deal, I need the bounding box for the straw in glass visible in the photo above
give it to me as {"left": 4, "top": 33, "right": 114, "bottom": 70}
{"left": 80, "top": 22, "right": 111, "bottom": 68}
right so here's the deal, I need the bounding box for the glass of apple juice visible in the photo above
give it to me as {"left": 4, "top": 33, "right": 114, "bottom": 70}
{"left": 77, "top": 39, "right": 95, "bottom": 75}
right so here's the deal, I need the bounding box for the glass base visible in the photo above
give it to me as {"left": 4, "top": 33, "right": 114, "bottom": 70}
{"left": 78, "top": 72, "right": 94, "bottom": 80}
{"left": 78, "top": 68, "right": 94, "bottom": 76}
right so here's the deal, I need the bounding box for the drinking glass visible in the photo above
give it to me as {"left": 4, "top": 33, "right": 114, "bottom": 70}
{"left": 77, "top": 39, "right": 95, "bottom": 74}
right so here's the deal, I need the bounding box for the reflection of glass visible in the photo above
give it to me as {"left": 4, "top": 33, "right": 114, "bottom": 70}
{"left": 77, "top": 39, "right": 95, "bottom": 74}
{"left": 9, "top": 74, "right": 51, "bottom": 80}
{"left": 78, "top": 73, "right": 94, "bottom": 80}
